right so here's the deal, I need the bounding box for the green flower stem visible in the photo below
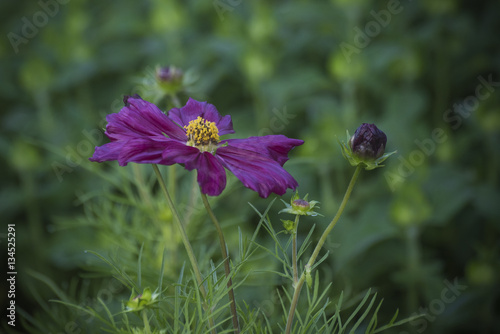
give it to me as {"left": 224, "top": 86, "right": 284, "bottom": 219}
{"left": 200, "top": 191, "right": 241, "bottom": 334}
{"left": 166, "top": 94, "right": 182, "bottom": 203}
{"left": 132, "top": 164, "right": 153, "bottom": 208}
{"left": 292, "top": 215, "right": 300, "bottom": 285}
{"left": 184, "top": 173, "right": 199, "bottom": 225}
{"left": 152, "top": 165, "right": 204, "bottom": 289}
{"left": 285, "top": 165, "right": 362, "bottom": 334}
{"left": 168, "top": 165, "right": 177, "bottom": 202}
{"left": 170, "top": 93, "right": 182, "bottom": 109}
{"left": 152, "top": 164, "right": 217, "bottom": 334}
{"left": 142, "top": 310, "right": 151, "bottom": 334}
{"left": 405, "top": 226, "right": 420, "bottom": 313}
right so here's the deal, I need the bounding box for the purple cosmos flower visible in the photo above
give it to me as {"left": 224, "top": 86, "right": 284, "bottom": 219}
{"left": 90, "top": 96, "right": 304, "bottom": 198}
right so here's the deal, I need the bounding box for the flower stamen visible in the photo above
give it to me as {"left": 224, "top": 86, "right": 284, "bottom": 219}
{"left": 184, "top": 116, "right": 220, "bottom": 152}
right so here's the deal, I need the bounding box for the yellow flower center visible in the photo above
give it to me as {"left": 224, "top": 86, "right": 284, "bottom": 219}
{"left": 184, "top": 116, "right": 220, "bottom": 152}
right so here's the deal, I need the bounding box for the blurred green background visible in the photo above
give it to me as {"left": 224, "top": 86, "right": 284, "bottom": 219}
{"left": 2, "top": 0, "right": 500, "bottom": 333}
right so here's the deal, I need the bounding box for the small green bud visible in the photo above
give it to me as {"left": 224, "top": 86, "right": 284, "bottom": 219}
{"left": 124, "top": 287, "right": 159, "bottom": 312}
{"left": 280, "top": 191, "right": 321, "bottom": 217}
{"left": 281, "top": 219, "right": 296, "bottom": 233}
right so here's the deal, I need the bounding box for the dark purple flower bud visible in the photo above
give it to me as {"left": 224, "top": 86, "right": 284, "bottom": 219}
{"left": 349, "top": 123, "right": 387, "bottom": 160}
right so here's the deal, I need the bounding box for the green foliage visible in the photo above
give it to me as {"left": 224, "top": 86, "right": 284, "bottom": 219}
{"left": 2, "top": 0, "right": 499, "bottom": 333}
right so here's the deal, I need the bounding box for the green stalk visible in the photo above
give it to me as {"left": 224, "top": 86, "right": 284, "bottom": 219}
{"left": 152, "top": 164, "right": 217, "bottom": 333}
{"left": 285, "top": 165, "right": 362, "bottom": 334}
{"left": 169, "top": 93, "right": 182, "bottom": 109}
{"left": 405, "top": 225, "right": 420, "bottom": 313}
{"left": 167, "top": 94, "right": 181, "bottom": 204}
{"left": 292, "top": 215, "right": 301, "bottom": 286}
{"left": 168, "top": 165, "right": 177, "bottom": 202}
{"left": 132, "top": 164, "right": 153, "bottom": 208}
{"left": 200, "top": 191, "right": 241, "bottom": 334}
{"left": 142, "top": 310, "right": 151, "bottom": 334}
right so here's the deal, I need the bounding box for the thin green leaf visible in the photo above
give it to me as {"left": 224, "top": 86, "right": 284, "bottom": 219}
{"left": 342, "top": 289, "right": 372, "bottom": 331}
{"left": 350, "top": 293, "right": 377, "bottom": 333}
{"left": 138, "top": 242, "right": 144, "bottom": 289}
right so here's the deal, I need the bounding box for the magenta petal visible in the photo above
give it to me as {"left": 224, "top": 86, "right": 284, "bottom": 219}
{"left": 216, "top": 146, "right": 298, "bottom": 198}
{"left": 89, "top": 141, "right": 123, "bottom": 162}
{"left": 117, "top": 138, "right": 172, "bottom": 166}
{"left": 222, "top": 135, "right": 304, "bottom": 166}
{"left": 161, "top": 141, "right": 226, "bottom": 195}
{"left": 168, "top": 98, "right": 217, "bottom": 126}
{"left": 161, "top": 141, "right": 201, "bottom": 166}
{"left": 215, "top": 114, "right": 234, "bottom": 136}
{"left": 106, "top": 96, "right": 186, "bottom": 142}
{"left": 168, "top": 98, "right": 234, "bottom": 135}
{"left": 189, "top": 152, "right": 227, "bottom": 196}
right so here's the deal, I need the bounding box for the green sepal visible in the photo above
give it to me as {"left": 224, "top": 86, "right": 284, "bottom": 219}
{"left": 305, "top": 268, "right": 313, "bottom": 288}
{"left": 124, "top": 287, "right": 159, "bottom": 312}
